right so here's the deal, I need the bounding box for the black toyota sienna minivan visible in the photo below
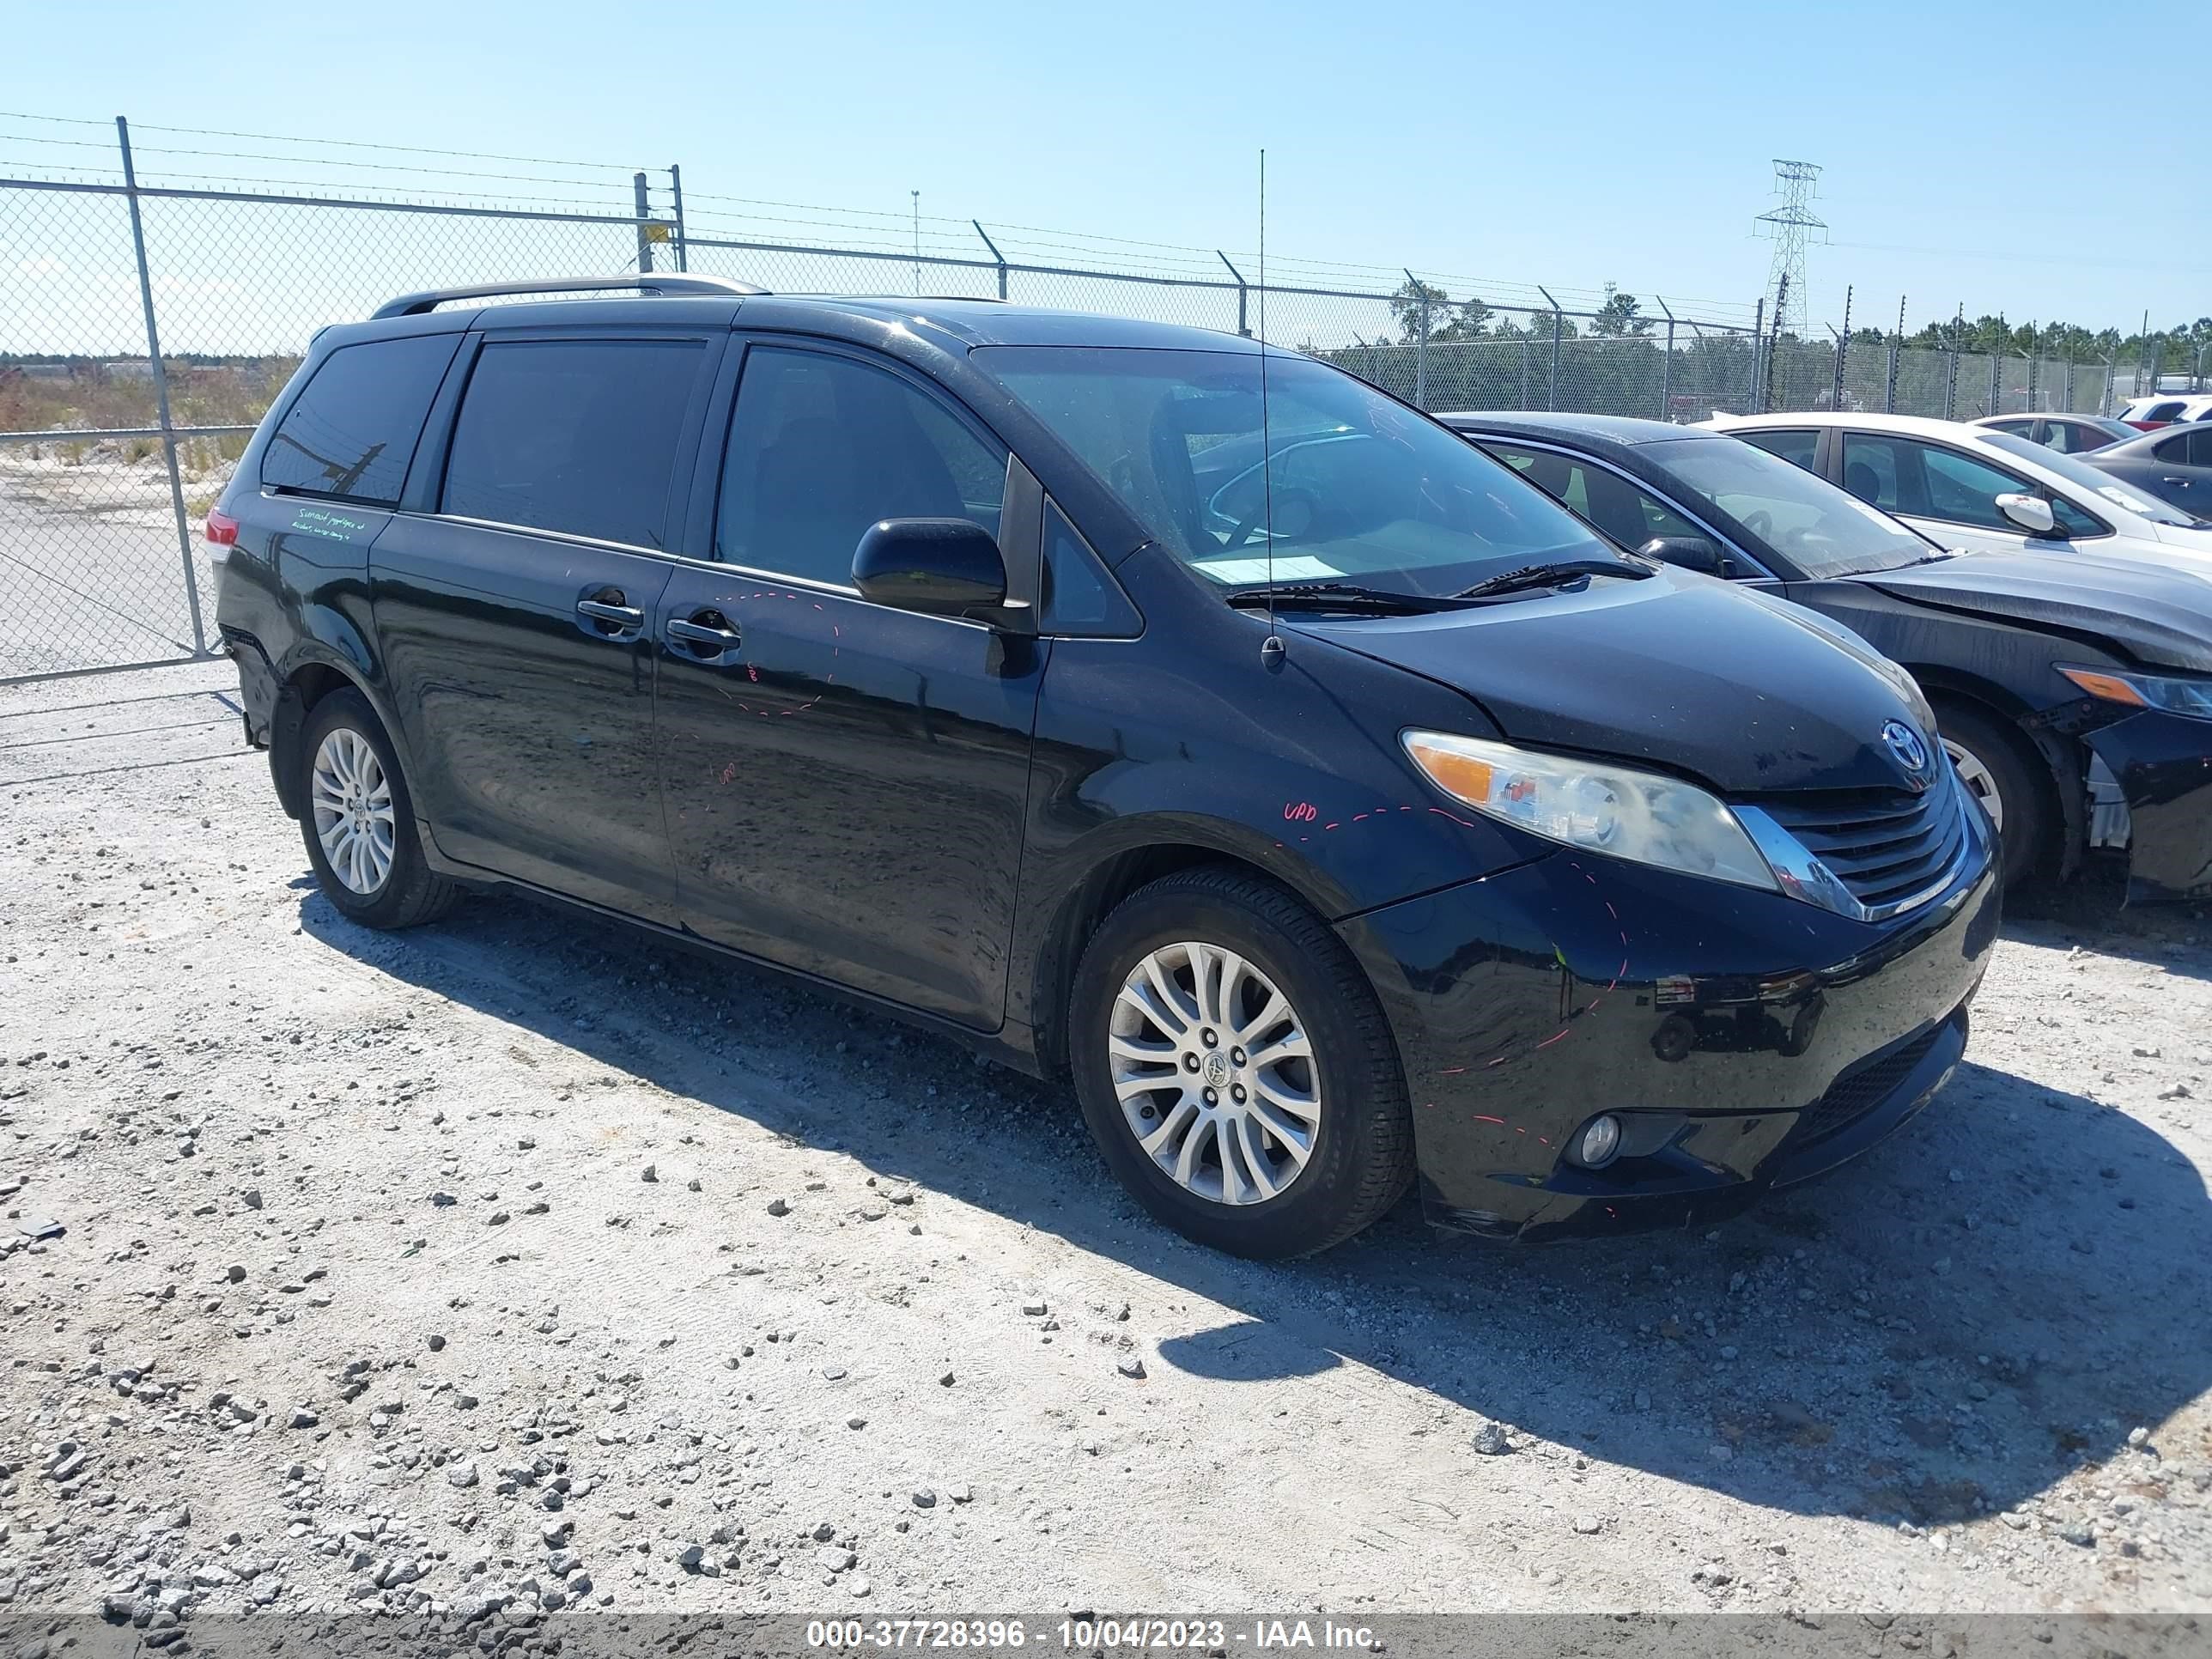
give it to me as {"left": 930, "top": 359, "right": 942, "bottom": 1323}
{"left": 211, "top": 274, "right": 1999, "bottom": 1258}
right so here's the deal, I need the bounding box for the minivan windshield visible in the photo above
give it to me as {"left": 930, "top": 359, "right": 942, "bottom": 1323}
{"left": 1976, "top": 430, "right": 2202, "bottom": 526}
{"left": 1644, "top": 434, "right": 1934, "bottom": 578}
{"left": 976, "top": 346, "right": 1612, "bottom": 596}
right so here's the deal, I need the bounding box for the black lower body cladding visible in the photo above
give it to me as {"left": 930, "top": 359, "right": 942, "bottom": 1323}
{"left": 1338, "top": 841, "right": 2002, "bottom": 1242}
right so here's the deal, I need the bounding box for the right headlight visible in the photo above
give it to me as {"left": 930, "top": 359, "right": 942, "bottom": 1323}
{"left": 2059, "top": 664, "right": 2212, "bottom": 722}
{"left": 1402, "top": 730, "right": 1780, "bottom": 891}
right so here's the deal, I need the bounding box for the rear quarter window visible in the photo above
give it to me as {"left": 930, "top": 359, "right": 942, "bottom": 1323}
{"left": 1738, "top": 428, "right": 1819, "bottom": 470}
{"left": 259, "top": 333, "right": 460, "bottom": 505}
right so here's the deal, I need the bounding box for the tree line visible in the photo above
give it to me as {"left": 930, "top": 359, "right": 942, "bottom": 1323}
{"left": 1379, "top": 279, "right": 2210, "bottom": 364}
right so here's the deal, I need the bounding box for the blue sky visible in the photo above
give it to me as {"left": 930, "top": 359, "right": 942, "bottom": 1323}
{"left": 10, "top": 0, "right": 2209, "bottom": 338}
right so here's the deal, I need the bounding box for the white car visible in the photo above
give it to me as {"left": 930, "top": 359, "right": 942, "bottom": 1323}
{"left": 2116, "top": 392, "right": 2212, "bottom": 428}
{"left": 1703, "top": 410, "right": 2212, "bottom": 575}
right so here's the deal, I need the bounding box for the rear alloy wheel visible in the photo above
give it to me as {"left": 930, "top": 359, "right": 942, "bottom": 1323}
{"left": 311, "top": 726, "right": 397, "bottom": 897}
{"left": 296, "top": 689, "right": 462, "bottom": 930}
{"left": 1069, "top": 866, "right": 1413, "bottom": 1258}
{"left": 1934, "top": 701, "right": 2049, "bottom": 888}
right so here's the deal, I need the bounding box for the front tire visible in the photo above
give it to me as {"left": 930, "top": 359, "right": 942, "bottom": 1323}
{"left": 1935, "top": 700, "right": 2049, "bottom": 888}
{"left": 297, "top": 689, "right": 460, "bottom": 930}
{"left": 1067, "top": 866, "right": 1414, "bottom": 1258}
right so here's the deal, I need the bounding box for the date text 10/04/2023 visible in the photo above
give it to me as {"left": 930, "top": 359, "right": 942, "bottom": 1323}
{"left": 804, "top": 1619, "right": 1380, "bottom": 1650}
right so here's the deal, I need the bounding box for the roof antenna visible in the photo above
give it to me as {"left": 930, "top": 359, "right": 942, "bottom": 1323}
{"left": 1257, "top": 149, "right": 1285, "bottom": 672}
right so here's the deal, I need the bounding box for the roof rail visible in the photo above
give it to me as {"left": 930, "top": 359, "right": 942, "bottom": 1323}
{"left": 371, "top": 273, "right": 766, "bottom": 320}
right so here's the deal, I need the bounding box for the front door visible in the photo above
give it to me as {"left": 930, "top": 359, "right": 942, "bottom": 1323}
{"left": 653, "top": 341, "right": 1042, "bottom": 1029}
{"left": 1836, "top": 429, "right": 2088, "bottom": 556}
{"left": 374, "top": 330, "right": 719, "bottom": 922}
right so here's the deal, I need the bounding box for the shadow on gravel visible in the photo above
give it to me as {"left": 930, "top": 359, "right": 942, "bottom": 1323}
{"left": 2007, "top": 862, "right": 2212, "bottom": 985}
{"left": 304, "top": 889, "right": 2212, "bottom": 1530}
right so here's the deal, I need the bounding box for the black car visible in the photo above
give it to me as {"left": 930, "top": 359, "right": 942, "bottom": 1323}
{"left": 1442, "top": 411, "right": 2212, "bottom": 900}
{"left": 2084, "top": 422, "right": 2212, "bottom": 522}
{"left": 210, "top": 275, "right": 1996, "bottom": 1258}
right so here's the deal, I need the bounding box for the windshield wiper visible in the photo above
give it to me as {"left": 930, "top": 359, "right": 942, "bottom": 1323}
{"left": 1224, "top": 581, "right": 1479, "bottom": 615}
{"left": 1450, "top": 558, "right": 1656, "bottom": 599}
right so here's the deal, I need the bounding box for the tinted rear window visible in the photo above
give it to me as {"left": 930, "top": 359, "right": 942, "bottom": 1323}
{"left": 441, "top": 339, "right": 706, "bottom": 547}
{"left": 1736, "top": 427, "right": 1818, "bottom": 469}
{"left": 260, "top": 334, "right": 459, "bottom": 505}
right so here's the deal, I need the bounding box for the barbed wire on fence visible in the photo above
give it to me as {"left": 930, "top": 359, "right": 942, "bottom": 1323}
{"left": 0, "top": 109, "right": 2201, "bottom": 684}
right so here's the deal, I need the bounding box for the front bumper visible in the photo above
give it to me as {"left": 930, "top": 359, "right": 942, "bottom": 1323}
{"left": 2082, "top": 708, "right": 2212, "bottom": 902}
{"left": 1338, "top": 833, "right": 2000, "bottom": 1243}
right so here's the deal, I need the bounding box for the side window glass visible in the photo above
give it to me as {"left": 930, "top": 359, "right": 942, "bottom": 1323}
{"left": 2190, "top": 429, "right": 2212, "bottom": 467}
{"left": 261, "top": 333, "right": 459, "bottom": 505}
{"left": 1917, "top": 444, "right": 2034, "bottom": 532}
{"left": 2154, "top": 434, "right": 2191, "bottom": 463}
{"left": 2051, "top": 496, "right": 2103, "bottom": 538}
{"left": 1040, "top": 503, "right": 1140, "bottom": 637}
{"left": 1739, "top": 428, "right": 1818, "bottom": 470}
{"left": 718, "top": 348, "right": 1006, "bottom": 586}
{"left": 1840, "top": 434, "right": 1905, "bottom": 511}
{"left": 441, "top": 339, "right": 704, "bottom": 546}
{"left": 1477, "top": 443, "right": 1578, "bottom": 509}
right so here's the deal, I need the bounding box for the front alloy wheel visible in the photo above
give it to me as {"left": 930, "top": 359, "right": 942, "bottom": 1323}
{"left": 1109, "top": 941, "right": 1320, "bottom": 1206}
{"left": 1942, "top": 738, "right": 2003, "bottom": 835}
{"left": 1068, "top": 866, "right": 1413, "bottom": 1258}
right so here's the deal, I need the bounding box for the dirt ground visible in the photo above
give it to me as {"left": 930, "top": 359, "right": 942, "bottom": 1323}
{"left": 2, "top": 660, "right": 2209, "bottom": 1638}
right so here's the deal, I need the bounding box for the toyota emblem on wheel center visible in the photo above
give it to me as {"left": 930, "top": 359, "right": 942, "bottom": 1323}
{"left": 1882, "top": 719, "right": 1930, "bottom": 782}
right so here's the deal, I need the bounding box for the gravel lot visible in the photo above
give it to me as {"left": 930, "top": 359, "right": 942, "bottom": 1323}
{"left": 3, "top": 661, "right": 2209, "bottom": 1638}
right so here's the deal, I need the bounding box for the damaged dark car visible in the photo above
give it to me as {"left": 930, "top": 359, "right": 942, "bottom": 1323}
{"left": 1447, "top": 412, "right": 2212, "bottom": 903}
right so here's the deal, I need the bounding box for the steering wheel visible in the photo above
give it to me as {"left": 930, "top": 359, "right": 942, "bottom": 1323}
{"left": 1741, "top": 509, "right": 1774, "bottom": 542}
{"left": 1221, "top": 488, "right": 1321, "bottom": 552}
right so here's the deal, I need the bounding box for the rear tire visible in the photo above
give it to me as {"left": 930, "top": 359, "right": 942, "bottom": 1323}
{"left": 1067, "top": 866, "right": 1414, "bottom": 1258}
{"left": 1935, "top": 700, "right": 2049, "bottom": 888}
{"left": 297, "top": 689, "right": 461, "bottom": 930}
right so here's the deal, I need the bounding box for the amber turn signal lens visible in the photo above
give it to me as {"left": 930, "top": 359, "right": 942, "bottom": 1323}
{"left": 2058, "top": 667, "right": 2147, "bottom": 707}
{"left": 1405, "top": 737, "right": 1494, "bottom": 805}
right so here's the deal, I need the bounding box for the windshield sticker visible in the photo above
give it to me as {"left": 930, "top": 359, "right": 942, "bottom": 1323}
{"left": 287, "top": 507, "right": 373, "bottom": 542}
{"left": 1194, "top": 554, "right": 1342, "bottom": 584}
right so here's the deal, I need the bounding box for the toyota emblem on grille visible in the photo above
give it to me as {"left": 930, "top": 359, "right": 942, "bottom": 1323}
{"left": 1881, "top": 720, "right": 1930, "bottom": 785}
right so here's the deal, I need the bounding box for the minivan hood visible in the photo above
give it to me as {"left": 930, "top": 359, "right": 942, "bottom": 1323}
{"left": 1863, "top": 550, "right": 2212, "bottom": 674}
{"left": 1285, "top": 567, "right": 1923, "bottom": 796}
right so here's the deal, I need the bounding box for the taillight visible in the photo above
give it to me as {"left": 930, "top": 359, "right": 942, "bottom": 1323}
{"left": 205, "top": 507, "right": 239, "bottom": 546}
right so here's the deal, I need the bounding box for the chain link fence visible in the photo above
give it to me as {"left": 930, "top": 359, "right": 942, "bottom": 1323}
{"left": 0, "top": 120, "right": 2184, "bottom": 682}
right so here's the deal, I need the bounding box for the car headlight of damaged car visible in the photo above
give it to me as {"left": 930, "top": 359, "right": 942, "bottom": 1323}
{"left": 1402, "top": 730, "right": 1779, "bottom": 891}
{"left": 2059, "top": 665, "right": 2212, "bottom": 722}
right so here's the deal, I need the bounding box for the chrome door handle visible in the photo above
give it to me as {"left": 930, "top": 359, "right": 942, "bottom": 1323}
{"left": 577, "top": 599, "right": 645, "bottom": 628}
{"left": 665, "top": 617, "right": 743, "bottom": 650}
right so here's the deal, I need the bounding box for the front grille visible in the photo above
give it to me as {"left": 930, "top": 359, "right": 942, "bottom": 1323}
{"left": 1794, "top": 1024, "right": 1946, "bottom": 1146}
{"left": 1757, "top": 777, "right": 1967, "bottom": 915}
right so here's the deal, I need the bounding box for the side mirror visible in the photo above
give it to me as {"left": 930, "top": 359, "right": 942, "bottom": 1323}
{"left": 853, "top": 518, "right": 1011, "bottom": 621}
{"left": 1637, "top": 535, "right": 1729, "bottom": 575}
{"left": 1995, "top": 492, "right": 2058, "bottom": 537}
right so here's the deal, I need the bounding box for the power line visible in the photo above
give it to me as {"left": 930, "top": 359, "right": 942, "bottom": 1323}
{"left": 0, "top": 109, "right": 641, "bottom": 171}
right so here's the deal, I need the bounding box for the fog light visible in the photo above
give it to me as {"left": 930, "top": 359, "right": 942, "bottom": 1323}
{"left": 1576, "top": 1114, "right": 1622, "bottom": 1168}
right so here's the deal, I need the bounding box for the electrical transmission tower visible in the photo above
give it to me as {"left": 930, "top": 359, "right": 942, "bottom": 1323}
{"left": 1753, "top": 159, "right": 1826, "bottom": 338}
